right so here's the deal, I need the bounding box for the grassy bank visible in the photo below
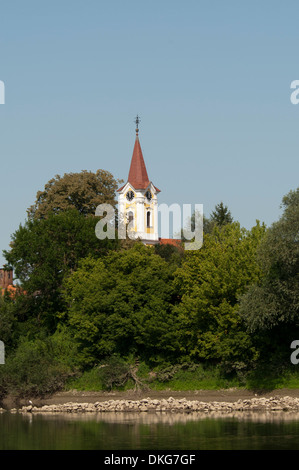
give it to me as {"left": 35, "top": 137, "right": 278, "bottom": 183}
{"left": 3, "top": 349, "right": 299, "bottom": 399}
{"left": 65, "top": 362, "right": 299, "bottom": 393}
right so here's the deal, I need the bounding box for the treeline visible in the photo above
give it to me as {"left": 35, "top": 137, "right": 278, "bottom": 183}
{"left": 0, "top": 170, "right": 298, "bottom": 397}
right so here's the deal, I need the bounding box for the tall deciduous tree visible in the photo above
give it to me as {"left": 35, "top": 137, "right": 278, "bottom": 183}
{"left": 239, "top": 188, "right": 299, "bottom": 341}
{"left": 27, "top": 170, "right": 122, "bottom": 220}
{"left": 183, "top": 202, "right": 233, "bottom": 240}
{"left": 173, "top": 221, "right": 266, "bottom": 367}
{"left": 3, "top": 210, "right": 118, "bottom": 330}
{"left": 62, "top": 243, "right": 181, "bottom": 366}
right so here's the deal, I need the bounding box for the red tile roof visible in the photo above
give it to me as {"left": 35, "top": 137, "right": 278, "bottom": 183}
{"left": 1, "top": 284, "right": 17, "bottom": 296}
{"left": 159, "top": 238, "right": 182, "bottom": 247}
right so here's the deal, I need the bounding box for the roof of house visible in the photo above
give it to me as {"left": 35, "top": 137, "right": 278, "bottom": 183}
{"left": 1, "top": 284, "right": 17, "bottom": 296}
{"left": 159, "top": 238, "right": 182, "bottom": 247}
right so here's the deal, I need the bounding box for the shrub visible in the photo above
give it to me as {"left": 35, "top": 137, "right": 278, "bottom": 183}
{"left": 98, "top": 355, "right": 131, "bottom": 390}
{"left": 0, "top": 337, "right": 74, "bottom": 398}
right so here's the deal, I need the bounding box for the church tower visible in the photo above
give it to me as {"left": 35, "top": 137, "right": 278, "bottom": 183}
{"left": 117, "top": 116, "right": 160, "bottom": 245}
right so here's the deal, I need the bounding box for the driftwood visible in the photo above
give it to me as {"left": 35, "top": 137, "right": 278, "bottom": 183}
{"left": 98, "top": 361, "right": 149, "bottom": 392}
{"left": 129, "top": 365, "right": 149, "bottom": 392}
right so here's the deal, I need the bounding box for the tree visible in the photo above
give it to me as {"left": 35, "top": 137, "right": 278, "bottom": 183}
{"left": 211, "top": 202, "right": 233, "bottom": 226}
{"left": 154, "top": 242, "right": 184, "bottom": 269}
{"left": 0, "top": 294, "right": 18, "bottom": 351}
{"left": 173, "top": 221, "right": 266, "bottom": 368}
{"left": 182, "top": 202, "right": 233, "bottom": 240}
{"left": 0, "top": 337, "right": 73, "bottom": 398}
{"left": 27, "top": 170, "right": 122, "bottom": 219}
{"left": 239, "top": 188, "right": 299, "bottom": 362}
{"left": 62, "top": 243, "right": 181, "bottom": 366}
{"left": 3, "top": 210, "right": 118, "bottom": 330}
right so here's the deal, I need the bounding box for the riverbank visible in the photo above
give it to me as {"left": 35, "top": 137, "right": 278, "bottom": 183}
{"left": 14, "top": 395, "right": 299, "bottom": 414}
{"left": 4, "top": 388, "right": 299, "bottom": 413}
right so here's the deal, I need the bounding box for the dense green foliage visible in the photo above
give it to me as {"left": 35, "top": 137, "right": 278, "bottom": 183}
{"left": 239, "top": 188, "right": 299, "bottom": 369}
{"left": 0, "top": 173, "right": 298, "bottom": 398}
{"left": 62, "top": 244, "right": 181, "bottom": 366}
{"left": 27, "top": 169, "right": 121, "bottom": 220}
{"left": 239, "top": 188, "right": 299, "bottom": 332}
{"left": 174, "top": 222, "right": 266, "bottom": 370}
{"left": 0, "top": 337, "right": 71, "bottom": 398}
{"left": 3, "top": 210, "right": 118, "bottom": 330}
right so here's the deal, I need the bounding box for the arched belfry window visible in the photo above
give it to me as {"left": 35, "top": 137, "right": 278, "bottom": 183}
{"left": 147, "top": 211, "right": 151, "bottom": 228}
{"left": 128, "top": 211, "right": 134, "bottom": 225}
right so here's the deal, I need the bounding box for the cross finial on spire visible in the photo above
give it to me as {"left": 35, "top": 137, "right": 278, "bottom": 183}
{"left": 135, "top": 114, "right": 140, "bottom": 136}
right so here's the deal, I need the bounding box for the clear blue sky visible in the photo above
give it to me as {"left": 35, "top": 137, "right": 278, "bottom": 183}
{"left": 0, "top": 0, "right": 298, "bottom": 265}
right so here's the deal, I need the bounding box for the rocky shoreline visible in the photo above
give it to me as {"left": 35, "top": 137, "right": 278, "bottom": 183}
{"left": 7, "top": 395, "right": 299, "bottom": 414}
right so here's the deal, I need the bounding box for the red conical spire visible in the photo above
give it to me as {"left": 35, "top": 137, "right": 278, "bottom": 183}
{"left": 127, "top": 135, "right": 150, "bottom": 189}
{"left": 117, "top": 115, "right": 160, "bottom": 193}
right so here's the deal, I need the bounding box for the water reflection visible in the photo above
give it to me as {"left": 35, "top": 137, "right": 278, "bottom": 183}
{"left": 2, "top": 411, "right": 299, "bottom": 450}
{"left": 18, "top": 409, "right": 299, "bottom": 424}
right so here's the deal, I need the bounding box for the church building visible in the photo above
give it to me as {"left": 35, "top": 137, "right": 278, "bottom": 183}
{"left": 117, "top": 116, "right": 161, "bottom": 246}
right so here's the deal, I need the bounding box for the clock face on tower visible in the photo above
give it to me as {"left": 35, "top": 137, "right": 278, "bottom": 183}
{"left": 126, "top": 190, "right": 134, "bottom": 201}
{"left": 145, "top": 190, "right": 152, "bottom": 201}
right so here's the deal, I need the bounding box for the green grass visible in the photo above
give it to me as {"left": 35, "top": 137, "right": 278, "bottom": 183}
{"left": 65, "top": 366, "right": 136, "bottom": 392}
{"left": 147, "top": 366, "right": 242, "bottom": 391}
{"left": 281, "top": 373, "right": 299, "bottom": 389}
{"left": 66, "top": 368, "right": 104, "bottom": 391}
{"left": 65, "top": 363, "right": 299, "bottom": 393}
{"left": 66, "top": 362, "right": 243, "bottom": 392}
{"left": 246, "top": 369, "right": 299, "bottom": 391}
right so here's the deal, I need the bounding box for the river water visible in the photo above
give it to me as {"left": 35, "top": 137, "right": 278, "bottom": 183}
{"left": 1, "top": 411, "right": 299, "bottom": 450}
